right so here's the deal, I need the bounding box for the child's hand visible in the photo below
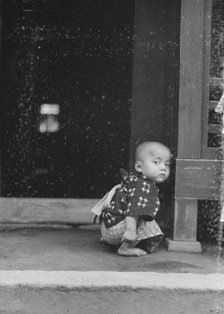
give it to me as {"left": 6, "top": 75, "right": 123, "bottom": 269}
{"left": 122, "top": 229, "right": 137, "bottom": 242}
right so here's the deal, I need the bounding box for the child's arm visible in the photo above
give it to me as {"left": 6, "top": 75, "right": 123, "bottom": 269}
{"left": 122, "top": 216, "right": 137, "bottom": 242}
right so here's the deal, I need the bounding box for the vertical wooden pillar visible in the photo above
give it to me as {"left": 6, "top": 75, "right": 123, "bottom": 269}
{"left": 130, "top": 0, "right": 170, "bottom": 166}
{"left": 173, "top": 199, "right": 199, "bottom": 242}
{"left": 130, "top": 0, "right": 181, "bottom": 168}
{"left": 166, "top": 197, "right": 202, "bottom": 252}
{"left": 166, "top": 0, "right": 212, "bottom": 252}
{"left": 177, "top": 0, "right": 204, "bottom": 159}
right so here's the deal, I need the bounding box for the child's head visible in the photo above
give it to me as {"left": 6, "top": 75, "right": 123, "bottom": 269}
{"left": 134, "top": 141, "right": 171, "bottom": 184}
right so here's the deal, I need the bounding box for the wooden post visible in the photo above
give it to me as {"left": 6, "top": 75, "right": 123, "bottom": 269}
{"left": 130, "top": 0, "right": 171, "bottom": 165}
{"left": 166, "top": 0, "right": 213, "bottom": 252}
{"left": 177, "top": 0, "right": 205, "bottom": 159}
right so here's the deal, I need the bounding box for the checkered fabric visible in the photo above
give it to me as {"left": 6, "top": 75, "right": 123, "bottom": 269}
{"left": 101, "top": 170, "right": 160, "bottom": 229}
{"left": 101, "top": 219, "right": 163, "bottom": 246}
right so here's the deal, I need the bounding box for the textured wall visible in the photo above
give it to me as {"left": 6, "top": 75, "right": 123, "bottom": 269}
{"left": 1, "top": 0, "right": 134, "bottom": 198}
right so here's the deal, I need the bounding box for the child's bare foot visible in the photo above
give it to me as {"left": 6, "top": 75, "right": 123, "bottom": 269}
{"left": 117, "top": 241, "right": 147, "bottom": 256}
{"left": 117, "top": 247, "right": 147, "bottom": 256}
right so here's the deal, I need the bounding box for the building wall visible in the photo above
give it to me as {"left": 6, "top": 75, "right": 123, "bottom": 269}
{"left": 0, "top": 0, "right": 134, "bottom": 198}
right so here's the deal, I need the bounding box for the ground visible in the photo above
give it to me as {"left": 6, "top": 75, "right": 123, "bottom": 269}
{"left": 0, "top": 223, "right": 223, "bottom": 272}
{"left": 0, "top": 224, "right": 224, "bottom": 314}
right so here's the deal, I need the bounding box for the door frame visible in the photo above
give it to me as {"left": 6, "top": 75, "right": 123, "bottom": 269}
{"left": 0, "top": 0, "right": 180, "bottom": 225}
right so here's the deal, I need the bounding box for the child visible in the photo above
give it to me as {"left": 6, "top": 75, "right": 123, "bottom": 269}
{"left": 92, "top": 141, "right": 171, "bottom": 256}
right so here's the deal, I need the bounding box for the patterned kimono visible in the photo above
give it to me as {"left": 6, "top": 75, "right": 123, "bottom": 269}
{"left": 100, "top": 170, "right": 163, "bottom": 247}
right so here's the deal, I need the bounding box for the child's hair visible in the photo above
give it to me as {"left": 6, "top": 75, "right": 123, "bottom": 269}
{"left": 135, "top": 141, "right": 171, "bottom": 162}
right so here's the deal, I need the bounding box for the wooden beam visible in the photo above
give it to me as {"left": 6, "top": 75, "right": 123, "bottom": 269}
{"left": 175, "top": 159, "right": 222, "bottom": 199}
{"left": 0, "top": 198, "right": 98, "bottom": 224}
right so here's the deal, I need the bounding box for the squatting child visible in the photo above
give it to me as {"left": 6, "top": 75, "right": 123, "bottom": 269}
{"left": 92, "top": 141, "right": 172, "bottom": 257}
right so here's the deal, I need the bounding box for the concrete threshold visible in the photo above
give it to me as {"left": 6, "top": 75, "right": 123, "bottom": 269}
{"left": 0, "top": 270, "right": 224, "bottom": 292}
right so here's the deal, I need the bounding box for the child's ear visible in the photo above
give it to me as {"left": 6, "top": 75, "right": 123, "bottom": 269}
{"left": 135, "top": 161, "right": 142, "bottom": 173}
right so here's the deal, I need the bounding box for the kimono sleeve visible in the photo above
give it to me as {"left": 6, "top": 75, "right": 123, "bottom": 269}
{"left": 125, "top": 177, "right": 160, "bottom": 219}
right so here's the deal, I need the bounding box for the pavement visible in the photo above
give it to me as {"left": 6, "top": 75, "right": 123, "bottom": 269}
{"left": 0, "top": 223, "right": 224, "bottom": 313}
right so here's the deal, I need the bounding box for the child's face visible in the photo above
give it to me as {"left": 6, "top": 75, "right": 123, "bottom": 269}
{"left": 135, "top": 145, "right": 171, "bottom": 184}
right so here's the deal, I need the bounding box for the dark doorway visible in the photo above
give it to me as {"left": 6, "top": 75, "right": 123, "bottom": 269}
{"left": 0, "top": 0, "right": 134, "bottom": 198}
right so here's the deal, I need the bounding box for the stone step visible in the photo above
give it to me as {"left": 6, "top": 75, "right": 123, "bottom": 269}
{"left": 1, "top": 270, "right": 224, "bottom": 292}
{"left": 1, "top": 271, "right": 224, "bottom": 314}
